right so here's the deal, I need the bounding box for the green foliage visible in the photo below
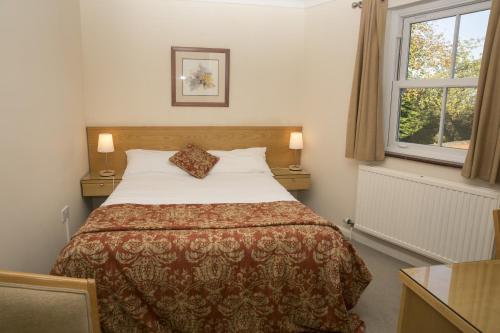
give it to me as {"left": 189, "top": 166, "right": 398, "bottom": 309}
{"left": 443, "top": 88, "right": 475, "bottom": 143}
{"left": 399, "top": 88, "right": 441, "bottom": 144}
{"left": 455, "top": 38, "right": 483, "bottom": 78}
{"left": 399, "top": 21, "right": 483, "bottom": 147}
{"left": 407, "top": 21, "right": 452, "bottom": 80}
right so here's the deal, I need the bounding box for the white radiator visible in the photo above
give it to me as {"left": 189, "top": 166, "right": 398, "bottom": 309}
{"left": 355, "top": 166, "right": 500, "bottom": 263}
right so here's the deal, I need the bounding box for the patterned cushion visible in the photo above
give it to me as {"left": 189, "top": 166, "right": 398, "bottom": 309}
{"left": 169, "top": 144, "right": 219, "bottom": 179}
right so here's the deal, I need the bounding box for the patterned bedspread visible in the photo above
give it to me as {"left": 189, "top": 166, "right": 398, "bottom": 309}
{"left": 52, "top": 201, "right": 371, "bottom": 333}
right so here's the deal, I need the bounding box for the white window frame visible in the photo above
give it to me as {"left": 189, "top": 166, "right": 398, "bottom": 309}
{"left": 383, "top": 0, "right": 491, "bottom": 165}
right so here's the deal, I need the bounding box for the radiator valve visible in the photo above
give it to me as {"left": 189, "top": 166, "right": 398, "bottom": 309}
{"left": 343, "top": 218, "right": 355, "bottom": 227}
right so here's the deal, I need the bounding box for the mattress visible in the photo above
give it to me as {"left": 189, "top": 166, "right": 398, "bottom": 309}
{"left": 103, "top": 172, "right": 296, "bottom": 206}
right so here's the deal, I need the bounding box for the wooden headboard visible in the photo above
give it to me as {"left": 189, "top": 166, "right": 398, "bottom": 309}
{"left": 87, "top": 126, "right": 302, "bottom": 175}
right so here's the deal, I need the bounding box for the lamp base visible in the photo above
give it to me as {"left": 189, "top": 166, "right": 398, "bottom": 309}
{"left": 99, "top": 169, "right": 115, "bottom": 177}
{"left": 288, "top": 164, "right": 302, "bottom": 171}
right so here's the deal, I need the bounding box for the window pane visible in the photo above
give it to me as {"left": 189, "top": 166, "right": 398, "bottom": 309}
{"left": 455, "top": 10, "right": 490, "bottom": 78}
{"left": 399, "top": 88, "right": 443, "bottom": 145}
{"left": 407, "top": 16, "right": 455, "bottom": 79}
{"left": 443, "top": 88, "right": 476, "bottom": 149}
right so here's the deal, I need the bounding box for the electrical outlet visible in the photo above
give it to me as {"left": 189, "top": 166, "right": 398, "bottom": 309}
{"left": 61, "top": 205, "right": 70, "bottom": 224}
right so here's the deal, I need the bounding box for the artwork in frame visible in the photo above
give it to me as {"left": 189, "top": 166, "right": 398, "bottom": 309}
{"left": 171, "top": 47, "right": 230, "bottom": 107}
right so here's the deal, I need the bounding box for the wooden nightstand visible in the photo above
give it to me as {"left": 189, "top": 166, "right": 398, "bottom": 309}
{"left": 81, "top": 172, "right": 122, "bottom": 197}
{"left": 271, "top": 168, "right": 311, "bottom": 191}
{"left": 81, "top": 169, "right": 310, "bottom": 197}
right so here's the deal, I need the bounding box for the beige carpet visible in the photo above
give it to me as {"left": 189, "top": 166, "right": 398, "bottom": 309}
{"left": 352, "top": 241, "right": 411, "bottom": 333}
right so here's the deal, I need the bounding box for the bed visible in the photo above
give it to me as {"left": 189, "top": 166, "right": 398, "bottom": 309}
{"left": 52, "top": 127, "right": 371, "bottom": 333}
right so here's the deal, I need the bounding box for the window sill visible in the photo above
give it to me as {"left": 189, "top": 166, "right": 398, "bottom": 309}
{"left": 385, "top": 151, "right": 464, "bottom": 169}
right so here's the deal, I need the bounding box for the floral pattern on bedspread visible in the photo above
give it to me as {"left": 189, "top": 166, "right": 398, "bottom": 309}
{"left": 52, "top": 201, "right": 371, "bottom": 333}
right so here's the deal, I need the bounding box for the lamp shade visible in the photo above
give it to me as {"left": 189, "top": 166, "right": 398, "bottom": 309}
{"left": 97, "top": 133, "right": 114, "bottom": 153}
{"left": 289, "top": 132, "right": 303, "bottom": 150}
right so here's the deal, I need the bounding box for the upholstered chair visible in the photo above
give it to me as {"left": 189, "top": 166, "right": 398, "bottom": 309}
{"left": 0, "top": 270, "right": 100, "bottom": 333}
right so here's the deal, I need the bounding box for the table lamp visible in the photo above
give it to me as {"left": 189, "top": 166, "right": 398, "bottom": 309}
{"left": 97, "top": 133, "right": 115, "bottom": 177}
{"left": 289, "top": 132, "right": 303, "bottom": 171}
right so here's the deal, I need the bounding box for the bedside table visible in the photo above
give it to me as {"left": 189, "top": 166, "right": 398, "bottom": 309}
{"left": 81, "top": 173, "right": 122, "bottom": 197}
{"left": 271, "top": 168, "right": 311, "bottom": 191}
{"left": 81, "top": 169, "right": 310, "bottom": 197}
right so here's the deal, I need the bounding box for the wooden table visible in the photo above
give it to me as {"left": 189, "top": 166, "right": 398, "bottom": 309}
{"left": 398, "top": 260, "right": 500, "bottom": 333}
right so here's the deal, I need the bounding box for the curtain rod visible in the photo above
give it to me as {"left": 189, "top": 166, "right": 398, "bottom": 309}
{"left": 352, "top": 0, "right": 384, "bottom": 9}
{"left": 352, "top": 1, "right": 362, "bottom": 8}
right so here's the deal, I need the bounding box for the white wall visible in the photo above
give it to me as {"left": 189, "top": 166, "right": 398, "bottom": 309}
{"left": 0, "top": 0, "right": 89, "bottom": 273}
{"left": 300, "top": 0, "right": 361, "bottom": 222}
{"left": 301, "top": 0, "right": 499, "bottom": 227}
{"left": 80, "top": 0, "right": 305, "bottom": 126}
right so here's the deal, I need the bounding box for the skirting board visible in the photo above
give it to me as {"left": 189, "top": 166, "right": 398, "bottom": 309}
{"left": 337, "top": 225, "right": 440, "bottom": 267}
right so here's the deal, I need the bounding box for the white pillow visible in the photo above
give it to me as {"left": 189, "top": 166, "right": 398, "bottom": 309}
{"left": 123, "top": 149, "right": 184, "bottom": 179}
{"left": 209, "top": 147, "right": 267, "bottom": 158}
{"left": 209, "top": 147, "right": 271, "bottom": 174}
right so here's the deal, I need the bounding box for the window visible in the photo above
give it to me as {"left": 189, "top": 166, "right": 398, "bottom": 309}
{"left": 385, "top": 0, "right": 491, "bottom": 164}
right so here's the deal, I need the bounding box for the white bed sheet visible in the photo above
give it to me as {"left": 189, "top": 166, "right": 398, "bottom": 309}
{"left": 102, "top": 172, "right": 296, "bottom": 206}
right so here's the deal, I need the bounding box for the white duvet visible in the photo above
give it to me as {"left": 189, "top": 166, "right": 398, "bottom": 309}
{"left": 103, "top": 172, "right": 296, "bottom": 206}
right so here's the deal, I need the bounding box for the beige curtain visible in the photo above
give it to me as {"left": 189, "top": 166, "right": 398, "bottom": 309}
{"left": 462, "top": 0, "right": 500, "bottom": 183}
{"left": 345, "top": 0, "right": 387, "bottom": 161}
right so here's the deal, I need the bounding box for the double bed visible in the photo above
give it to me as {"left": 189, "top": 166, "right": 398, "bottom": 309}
{"left": 52, "top": 127, "right": 371, "bottom": 333}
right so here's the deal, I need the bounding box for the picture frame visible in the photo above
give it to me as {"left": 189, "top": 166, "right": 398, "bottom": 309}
{"left": 171, "top": 46, "right": 230, "bottom": 107}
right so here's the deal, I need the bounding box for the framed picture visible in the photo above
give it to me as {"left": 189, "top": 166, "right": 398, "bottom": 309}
{"left": 171, "top": 46, "right": 230, "bottom": 107}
